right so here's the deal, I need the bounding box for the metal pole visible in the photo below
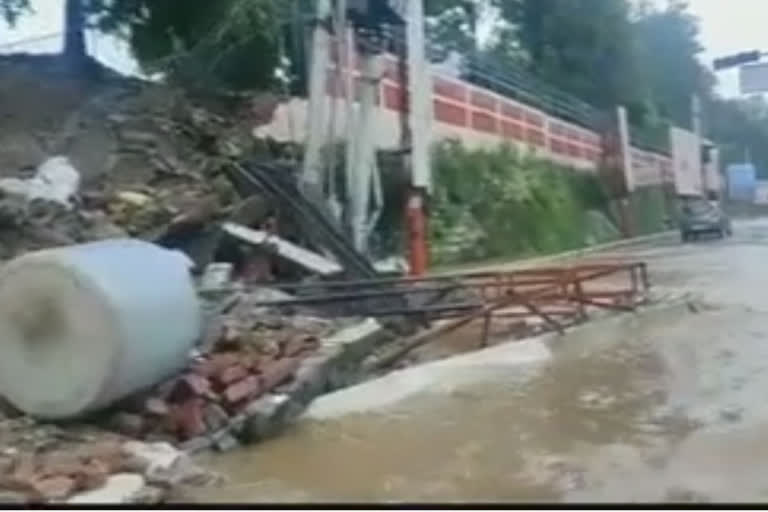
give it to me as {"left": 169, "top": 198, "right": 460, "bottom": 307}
{"left": 692, "top": 93, "right": 707, "bottom": 195}
{"left": 405, "top": 0, "right": 433, "bottom": 276}
{"left": 616, "top": 106, "right": 634, "bottom": 238}
{"left": 349, "top": 52, "right": 383, "bottom": 253}
{"left": 301, "top": 0, "right": 333, "bottom": 199}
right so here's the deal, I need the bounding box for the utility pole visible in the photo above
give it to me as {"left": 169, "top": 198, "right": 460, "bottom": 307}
{"left": 302, "top": 0, "right": 333, "bottom": 201}
{"left": 691, "top": 93, "right": 707, "bottom": 195}
{"left": 347, "top": 48, "right": 384, "bottom": 253}
{"left": 404, "top": 0, "right": 433, "bottom": 276}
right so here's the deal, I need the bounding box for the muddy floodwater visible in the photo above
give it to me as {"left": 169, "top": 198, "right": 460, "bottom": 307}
{"left": 189, "top": 219, "right": 768, "bottom": 503}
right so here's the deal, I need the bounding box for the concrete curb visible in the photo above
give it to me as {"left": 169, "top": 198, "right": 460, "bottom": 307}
{"left": 302, "top": 296, "right": 695, "bottom": 420}
{"left": 434, "top": 230, "right": 676, "bottom": 275}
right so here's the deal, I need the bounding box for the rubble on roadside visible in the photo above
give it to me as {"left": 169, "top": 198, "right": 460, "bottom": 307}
{"left": 0, "top": 417, "right": 216, "bottom": 504}
{"left": 103, "top": 289, "right": 338, "bottom": 446}
{"left": 0, "top": 283, "right": 386, "bottom": 504}
{"left": 0, "top": 55, "right": 397, "bottom": 503}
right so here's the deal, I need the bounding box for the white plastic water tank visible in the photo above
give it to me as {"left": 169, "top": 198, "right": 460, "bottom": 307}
{"left": 0, "top": 239, "right": 202, "bottom": 419}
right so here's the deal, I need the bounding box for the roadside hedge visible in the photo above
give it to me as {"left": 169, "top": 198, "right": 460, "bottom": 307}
{"left": 429, "top": 141, "right": 620, "bottom": 264}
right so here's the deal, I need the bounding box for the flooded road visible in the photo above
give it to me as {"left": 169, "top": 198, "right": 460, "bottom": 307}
{"left": 191, "top": 219, "right": 768, "bottom": 503}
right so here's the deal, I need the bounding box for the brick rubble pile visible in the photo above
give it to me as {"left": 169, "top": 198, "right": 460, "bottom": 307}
{"left": 106, "top": 295, "right": 335, "bottom": 446}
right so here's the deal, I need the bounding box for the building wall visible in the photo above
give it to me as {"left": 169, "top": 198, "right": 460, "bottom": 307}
{"left": 255, "top": 53, "right": 672, "bottom": 185}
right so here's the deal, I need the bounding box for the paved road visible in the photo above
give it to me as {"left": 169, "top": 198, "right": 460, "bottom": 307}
{"left": 194, "top": 218, "right": 768, "bottom": 503}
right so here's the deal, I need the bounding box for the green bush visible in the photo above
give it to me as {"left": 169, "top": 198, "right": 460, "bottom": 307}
{"left": 429, "top": 141, "right": 618, "bottom": 264}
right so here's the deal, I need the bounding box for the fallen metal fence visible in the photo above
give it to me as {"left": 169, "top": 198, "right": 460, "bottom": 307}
{"left": 252, "top": 261, "right": 650, "bottom": 366}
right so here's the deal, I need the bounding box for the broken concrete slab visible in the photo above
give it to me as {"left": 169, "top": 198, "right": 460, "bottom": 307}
{"left": 121, "top": 441, "right": 212, "bottom": 488}
{"left": 67, "top": 473, "right": 147, "bottom": 504}
{"left": 222, "top": 222, "right": 342, "bottom": 276}
{"left": 305, "top": 332, "right": 553, "bottom": 421}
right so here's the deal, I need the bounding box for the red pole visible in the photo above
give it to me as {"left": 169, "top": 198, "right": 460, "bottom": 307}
{"left": 406, "top": 188, "right": 428, "bottom": 276}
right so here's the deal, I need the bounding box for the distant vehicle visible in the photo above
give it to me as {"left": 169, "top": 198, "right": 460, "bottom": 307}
{"left": 679, "top": 198, "right": 732, "bottom": 241}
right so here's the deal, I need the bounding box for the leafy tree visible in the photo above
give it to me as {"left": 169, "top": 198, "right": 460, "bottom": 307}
{"left": 500, "top": 0, "right": 644, "bottom": 111}
{"left": 708, "top": 97, "right": 768, "bottom": 178}
{"left": 632, "top": 0, "right": 714, "bottom": 129}
{"left": 91, "top": 0, "right": 282, "bottom": 91}
{"left": 0, "top": 0, "right": 29, "bottom": 26}
{"left": 2, "top": 0, "right": 89, "bottom": 63}
{"left": 424, "top": 0, "right": 481, "bottom": 55}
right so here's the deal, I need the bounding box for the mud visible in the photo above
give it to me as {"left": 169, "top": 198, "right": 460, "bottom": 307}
{"left": 188, "top": 219, "right": 768, "bottom": 503}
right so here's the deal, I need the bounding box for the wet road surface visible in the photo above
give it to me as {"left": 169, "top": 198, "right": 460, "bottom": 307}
{"left": 190, "top": 218, "right": 768, "bottom": 503}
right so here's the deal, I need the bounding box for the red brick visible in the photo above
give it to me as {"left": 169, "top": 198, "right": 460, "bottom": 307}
{"left": 33, "top": 476, "right": 76, "bottom": 501}
{"left": 172, "top": 398, "right": 208, "bottom": 439}
{"left": 172, "top": 374, "right": 213, "bottom": 400}
{"left": 37, "top": 455, "right": 80, "bottom": 479}
{"left": 218, "top": 364, "right": 250, "bottom": 385}
{"left": 241, "top": 352, "right": 264, "bottom": 370}
{"left": 251, "top": 353, "right": 276, "bottom": 372}
{"left": 223, "top": 376, "right": 262, "bottom": 404}
{"left": 77, "top": 460, "right": 109, "bottom": 490}
{"left": 259, "top": 357, "right": 302, "bottom": 393}
{"left": 80, "top": 442, "right": 124, "bottom": 474}
{"left": 44, "top": 457, "right": 109, "bottom": 491}
{"left": 195, "top": 353, "right": 241, "bottom": 377}
{"left": 0, "top": 474, "right": 39, "bottom": 500}
{"left": 12, "top": 455, "right": 38, "bottom": 483}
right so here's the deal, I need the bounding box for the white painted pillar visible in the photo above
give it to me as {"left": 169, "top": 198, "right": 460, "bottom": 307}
{"left": 302, "top": 0, "right": 333, "bottom": 194}
{"left": 406, "top": 0, "right": 433, "bottom": 191}
{"left": 348, "top": 53, "right": 384, "bottom": 253}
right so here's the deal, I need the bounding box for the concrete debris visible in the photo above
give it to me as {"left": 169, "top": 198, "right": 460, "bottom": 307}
{"left": 0, "top": 290, "right": 384, "bottom": 503}
{"left": 110, "top": 312, "right": 325, "bottom": 443}
{"left": 223, "top": 223, "right": 343, "bottom": 276}
{"left": 373, "top": 256, "right": 409, "bottom": 276}
{"left": 199, "top": 263, "right": 234, "bottom": 292}
{"left": 0, "top": 156, "right": 80, "bottom": 208}
{"left": 66, "top": 473, "right": 148, "bottom": 504}
{"left": 121, "top": 441, "right": 214, "bottom": 488}
{"left": 0, "top": 420, "right": 214, "bottom": 504}
{"left": 0, "top": 56, "right": 403, "bottom": 503}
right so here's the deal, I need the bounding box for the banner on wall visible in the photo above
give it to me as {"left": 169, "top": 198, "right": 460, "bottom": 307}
{"left": 670, "top": 127, "right": 703, "bottom": 196}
